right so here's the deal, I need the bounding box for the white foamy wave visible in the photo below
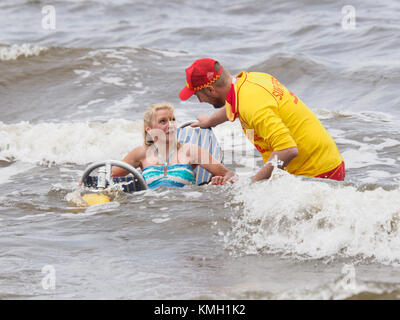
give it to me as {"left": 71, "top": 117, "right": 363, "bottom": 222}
{"left": 0, "top": 161, "right": 35, "bottom": 185}
{"left": 224, "top": 170, "right": 400, "bottom": 265}
{"left": 0, "top": 44, "right": 48, "bottom": 61}
{"left": 100, "top": 76, "right": 126, "bottom": 86}
{"left": 152, "top": 217, "right": 171, "bottom": 224}
{"left": 315, "top": 109, "right": 399, "bottom": 127}
{"left": 276, "top": 272, "right": 400, "bottom": 300}
{"left": 146, "top": 48, "right": 188, "bottom": 58}
{"left": 340, "top": 145, "right": 397, "bottom": 169}
{"left": 0, "top": 119, "right": 143, "bottom": 165}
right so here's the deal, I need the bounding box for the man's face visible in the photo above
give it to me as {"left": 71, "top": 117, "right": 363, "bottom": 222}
{"left": 195, "top": 87, "right": 225, "bottom": 109}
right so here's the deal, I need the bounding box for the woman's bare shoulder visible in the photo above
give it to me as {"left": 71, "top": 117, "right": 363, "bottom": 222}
{"left": 136, "top": 144, "right": 148, "bottom": 153}
{"left": 123, "top": 145, "right": 149, "bottom": 162}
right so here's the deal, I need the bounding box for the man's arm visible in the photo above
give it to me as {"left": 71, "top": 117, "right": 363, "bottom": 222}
{"left": 190, "top": 106, "right": 228, "bottom": 128}
{"left": 251, "top": 147, "right": 298, "bottom": 182}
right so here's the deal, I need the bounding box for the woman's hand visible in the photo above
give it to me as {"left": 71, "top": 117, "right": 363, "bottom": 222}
{"left": 211, "top": 171, "right": 238, "bottom": 185}
{"left": 211, "top": 175, "right": 225, "bottom": 185}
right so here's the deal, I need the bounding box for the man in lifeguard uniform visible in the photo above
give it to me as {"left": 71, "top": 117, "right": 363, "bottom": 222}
{"left": 179, "top": 58, "right": 345, "bottom": 182}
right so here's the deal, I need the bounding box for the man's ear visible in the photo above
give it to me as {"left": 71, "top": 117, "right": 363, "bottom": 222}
{"left": 206, "top": 85, "right": 216, "bottom": 96}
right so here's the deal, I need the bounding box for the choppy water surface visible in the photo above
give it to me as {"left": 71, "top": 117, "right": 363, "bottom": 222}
{"left": 1, "top": 0, "right": 400, "bottom": 299}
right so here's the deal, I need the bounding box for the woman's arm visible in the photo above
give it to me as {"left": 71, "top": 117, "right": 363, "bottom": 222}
{"left": 112, "top": 145, "right": 146, "bottom": 177}
{"left": 189, "top": 144, "right": 236, "bottom": 185}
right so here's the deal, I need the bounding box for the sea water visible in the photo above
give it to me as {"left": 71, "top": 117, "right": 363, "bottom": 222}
{"left": 0, "top": 0, "right": 400, "bottom": 299}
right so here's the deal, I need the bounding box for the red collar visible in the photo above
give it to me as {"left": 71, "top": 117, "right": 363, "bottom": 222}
{"left": 225, "top": 83, "right": 237, "bottom": 120}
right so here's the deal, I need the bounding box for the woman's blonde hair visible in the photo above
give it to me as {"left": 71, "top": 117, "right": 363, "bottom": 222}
{"left": 143, "top": 102, "right": 175, "bottom": 146}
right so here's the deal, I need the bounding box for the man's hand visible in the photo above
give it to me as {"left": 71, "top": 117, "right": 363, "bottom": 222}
{"left": 251, "top": 147, "right": 298, "bottom": 182}
{"left": 190, "top": 114, "right": 211, "bottom": 128}
{"left": 191, "top": 107, "right": 228, "bottom": 128}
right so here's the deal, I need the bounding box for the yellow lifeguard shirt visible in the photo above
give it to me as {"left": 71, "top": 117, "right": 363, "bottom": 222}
{"left": 225, "top": 72, "right": 343, "bottom": 177}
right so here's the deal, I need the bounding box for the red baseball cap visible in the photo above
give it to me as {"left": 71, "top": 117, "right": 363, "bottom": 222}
{"left": 179, "top": 58, "right": 223, "bottom": 101}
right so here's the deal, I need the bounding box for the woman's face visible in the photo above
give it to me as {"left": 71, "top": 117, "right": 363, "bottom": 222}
{"left": 147, "top": 108, "right": 177, "bottom": 143}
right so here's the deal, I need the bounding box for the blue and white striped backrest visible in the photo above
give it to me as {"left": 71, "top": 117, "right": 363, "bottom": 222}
{"left": 176, "top": 126, "right": 223, "bottom": 185}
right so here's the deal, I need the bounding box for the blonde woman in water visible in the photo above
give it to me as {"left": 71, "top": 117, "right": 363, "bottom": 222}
{"left": 112, "top": 103, "right": 236, "bottom": 188}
